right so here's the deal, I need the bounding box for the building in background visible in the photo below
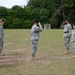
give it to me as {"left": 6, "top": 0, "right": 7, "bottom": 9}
{"left": 44, "top": 24, "right": 51, "bottom": 29}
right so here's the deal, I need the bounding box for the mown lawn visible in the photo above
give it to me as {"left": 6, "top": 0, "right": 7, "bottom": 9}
{"left": 0, "top": 29, "right": 75, "bottom": 75}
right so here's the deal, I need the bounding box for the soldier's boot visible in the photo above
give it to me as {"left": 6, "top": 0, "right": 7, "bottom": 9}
{"left": 64, "top": 50, "right": 69, "bottom": 54}
{"left": 0, "top": 52, "right": 5, "bottom": 56}
{"left": 32, "top": 56, "right": 39, "bottom": 60}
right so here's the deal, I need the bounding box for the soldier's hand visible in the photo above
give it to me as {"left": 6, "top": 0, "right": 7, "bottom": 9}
{"left": 39, "top": 22, "right": 41, "bottom": 25}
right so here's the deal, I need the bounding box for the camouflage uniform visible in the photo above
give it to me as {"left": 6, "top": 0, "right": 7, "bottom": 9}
{"left": 31, "top": 24, "right": 43, "bottom": 57}
{"left": 63, "top": 23, "right": 72, "bottom": 51}
{"left": 72, "top": 30, "right": 75, "bottom": 54}
{"left": 0, "top": 24, "right": 4, "bottom": 53}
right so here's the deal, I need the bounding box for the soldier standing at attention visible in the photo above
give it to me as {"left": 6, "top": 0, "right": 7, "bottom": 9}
{"left": 31, "top": 20, "right": 43, "bottom": 60}
{"left": 72, "top": 24, "right": 75, "bottom": 57}
{"left": 63, "top": 20, "right": 72, "bottom": 54}
{"left": 0, "top": 18, "right": 5, "bottom": 56}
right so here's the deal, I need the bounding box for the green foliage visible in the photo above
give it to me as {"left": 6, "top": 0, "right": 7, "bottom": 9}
{"left": 27, "top": 0, "right": 75, "bottom": 28}
{"left": 0, "top": 0, "right": 75, "bottom": 29}
{"left": 22, "top": 20, "right": 34, "bottom": 29}
{"left": 0, "top": 7, "right": 8, "bottom": 18}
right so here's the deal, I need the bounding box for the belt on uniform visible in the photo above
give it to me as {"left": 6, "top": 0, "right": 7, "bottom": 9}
{"left": 64, "top": 32, "right": 69, "bottom": 33}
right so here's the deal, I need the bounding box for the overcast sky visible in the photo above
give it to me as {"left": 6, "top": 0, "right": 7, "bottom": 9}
{"left": 0, "top": 0, "right": 29, "bottom": 8}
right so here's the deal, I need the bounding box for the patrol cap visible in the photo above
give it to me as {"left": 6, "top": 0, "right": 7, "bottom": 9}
{"left": 34, "top": 20, "right": 40, "bottom": 23}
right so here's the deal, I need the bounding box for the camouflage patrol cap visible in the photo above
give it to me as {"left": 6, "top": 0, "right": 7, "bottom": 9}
{"left": 34, "top": 20, "right": 40, "bottom": 23}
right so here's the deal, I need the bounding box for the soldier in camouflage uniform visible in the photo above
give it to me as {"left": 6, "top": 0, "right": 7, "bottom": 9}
{"left": 31, "top": 20, "right": 43, "bottom": 60}
{"left": 72, "top": 24, "right": 75, "bottom": 57}
{"left": 0, "top": 19, "right": 4, "bottom": 56}
{"left": 63, "top": 20, "right": 72, "bottom": 54}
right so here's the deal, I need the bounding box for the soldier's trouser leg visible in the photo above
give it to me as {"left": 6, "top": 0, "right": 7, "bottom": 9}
{"left": 64, "top": 37, "right": 70, "bottom": 50}
{"left": 72, "top": 42, "right": 75, "bottom": 54}
{"left": 0, "top": 38, "right": 4, "bottom": 53}
{"left": 31, "top": 40, "right": 38, "bottom": 57}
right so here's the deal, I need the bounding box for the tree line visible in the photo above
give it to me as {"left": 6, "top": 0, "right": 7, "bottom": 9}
{"left": 0, "top": 0, "right": 75, "bottom": 29}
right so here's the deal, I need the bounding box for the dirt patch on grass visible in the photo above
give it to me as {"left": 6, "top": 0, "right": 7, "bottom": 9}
{"left": 0, "top": 54, "right": 31, "bottom": 65}
{"left": 0, "top": 55, "right": 16, "bottom": 65}
{"left": 4, "top": 43, "right": 12, "bottom": 46}
{"left": 12, "top": 48, "right": 27, "bottom": 52}
{"left": 0, "top": 53, "right": 72, "bottom": 66}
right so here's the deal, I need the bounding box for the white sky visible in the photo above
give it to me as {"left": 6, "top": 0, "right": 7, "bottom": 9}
{"left": 0, "top": 0, "right": 29, "bottom": 8}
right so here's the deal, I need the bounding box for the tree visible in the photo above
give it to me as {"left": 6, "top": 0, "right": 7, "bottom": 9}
{"left": 0, "top": 0, "right": 75, "bottom": 29}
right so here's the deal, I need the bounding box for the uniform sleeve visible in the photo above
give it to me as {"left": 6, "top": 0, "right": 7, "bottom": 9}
{"left": 72, "top": 31, "right": 75, "bottom": 41}
{"left": 33, "top": 25, "right": 43, "bottom": 32}
{"left": 60, "top": 24, "right": 64, "bottom": 29}
{"left": 39, "top": 25, "right": 43, "bottom": 32}
{"left": 0, "top": 25, "right": 4, "bottom": 38}
{"left": 68, "top": 25, "right": 72, "bottom": 37}
{"left": 2, "top": 26, "right": 4, "bottom": 39}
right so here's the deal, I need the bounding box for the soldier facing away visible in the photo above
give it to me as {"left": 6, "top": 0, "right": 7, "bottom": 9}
{"left": 0, "top": 18, "right": 5, "bottom": 56}
{"left": 72, "top": 24, "right": 75, "bottom": 57}
{"left": 63, "top": 20, "right": 72, "bottom": 54}
{"left": 31, "top": 20, "right": 43, "bottom": 60}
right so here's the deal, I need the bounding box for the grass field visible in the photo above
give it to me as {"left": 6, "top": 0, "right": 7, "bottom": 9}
{"left": 0, "top": 29, "right": 75, "bottom": 75}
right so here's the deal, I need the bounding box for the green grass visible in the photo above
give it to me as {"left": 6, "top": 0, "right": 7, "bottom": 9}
{"left": 0, "top": 29, "right": 75, "bottom": 75}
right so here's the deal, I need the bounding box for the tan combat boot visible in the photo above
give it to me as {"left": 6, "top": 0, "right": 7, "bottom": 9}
{"left": 64, "top": 50, "right": 69, "bottom": 54}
